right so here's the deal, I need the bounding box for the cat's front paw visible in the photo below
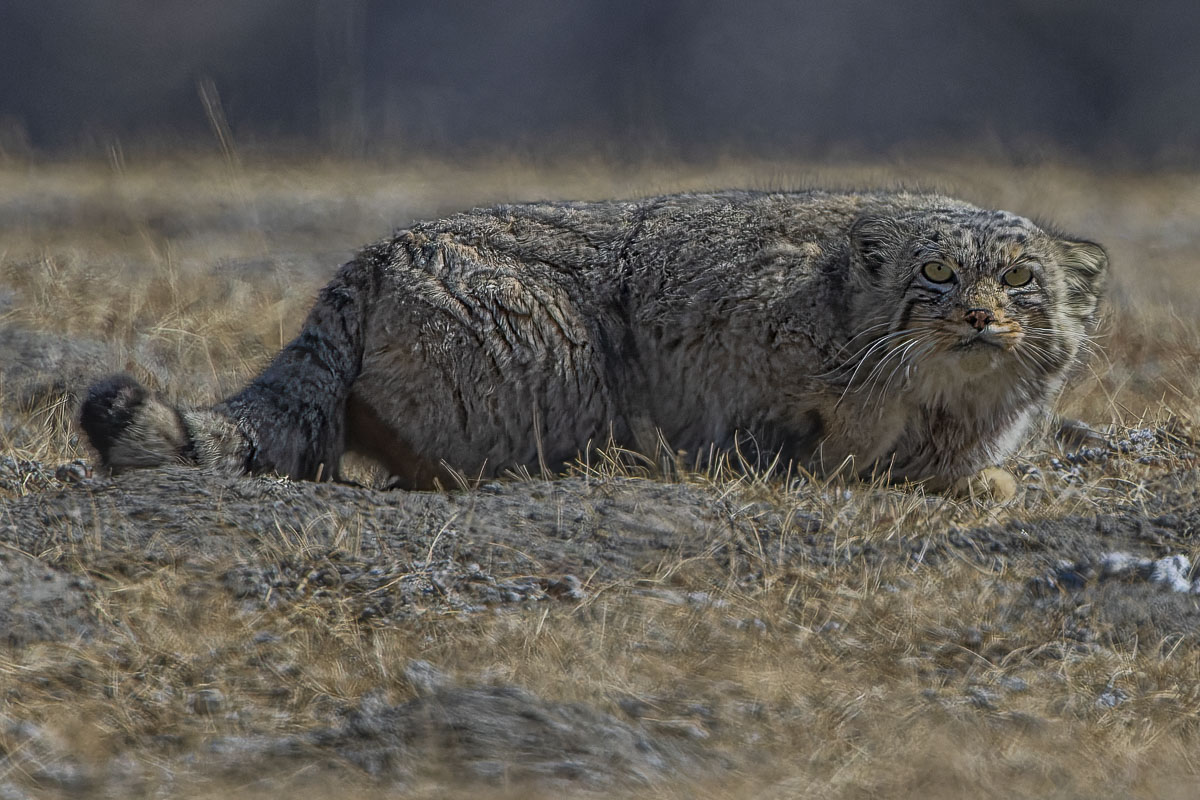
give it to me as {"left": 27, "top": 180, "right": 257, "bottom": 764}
{"left": 952, "top": 466, "right": 1018, "bottom": 504}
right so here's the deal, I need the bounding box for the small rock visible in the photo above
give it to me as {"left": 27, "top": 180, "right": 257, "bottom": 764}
{"left": 54, "top": 460, "right": 92, "bottom": 482}
{"left": 1151, "top": 555, "right": 1193, "bottom": 593}
{"left": 1095, "top": 687, "right": 1129, "bottom": 709}
{"left": 544, "top": 574, "right": 586, "bottom": 601}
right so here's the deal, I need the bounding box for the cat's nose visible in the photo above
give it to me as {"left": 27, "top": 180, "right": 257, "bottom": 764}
{"left": 964, "top": 308, "right": 995, "bottom": 331}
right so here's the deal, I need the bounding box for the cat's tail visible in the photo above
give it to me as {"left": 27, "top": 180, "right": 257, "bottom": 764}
{"left": 79, "top": 375, "right": 254, "bottom": 474}
{"left": 79, "top": 242, "right": 390, "bottom": 481}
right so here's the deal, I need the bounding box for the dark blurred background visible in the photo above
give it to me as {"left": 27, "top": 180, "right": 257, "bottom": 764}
{"left": 2, "top": 0, "right": 1198, "bottom": 163}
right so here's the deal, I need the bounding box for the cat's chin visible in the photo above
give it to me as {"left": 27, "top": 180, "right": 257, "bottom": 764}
{"left": 926, "top": 345, "right": 1018, "bottom": 380}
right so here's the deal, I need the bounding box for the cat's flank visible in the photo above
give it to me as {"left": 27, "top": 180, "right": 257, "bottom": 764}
{"left": 80, "top": 190, "right": 1107, "bottom": 492}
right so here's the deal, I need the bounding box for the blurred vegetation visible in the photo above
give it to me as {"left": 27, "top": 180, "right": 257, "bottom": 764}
{"left": 2, "top": 2, "right": 1200, "bottom": 165}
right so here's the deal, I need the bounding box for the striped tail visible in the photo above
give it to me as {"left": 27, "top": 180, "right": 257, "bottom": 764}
{"left": 80, "top": 243, "right": 388, "bottom": 480}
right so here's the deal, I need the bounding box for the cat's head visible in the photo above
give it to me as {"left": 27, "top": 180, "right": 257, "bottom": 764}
{"left": 845, "top": 202, "right": 1107, "bottom": 388}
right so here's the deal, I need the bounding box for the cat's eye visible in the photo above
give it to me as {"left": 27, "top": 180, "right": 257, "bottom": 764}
{"left": 921, "top": 261, "right": 955, "bottom": 283}
{"left": 1003, "top": 266, "right": 1033, "bottom": 287}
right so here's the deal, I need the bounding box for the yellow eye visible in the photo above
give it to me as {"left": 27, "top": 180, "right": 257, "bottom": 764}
{"left": 921, "top": 262, "right": 954, "bottom": 283}
{"left": 1003, "top": 266, "right": 1033, "bottom": 287}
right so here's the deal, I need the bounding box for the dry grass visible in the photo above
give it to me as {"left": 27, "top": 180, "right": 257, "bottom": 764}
{"left": 4, "top": 153, "right": 1200, "bottom": 797}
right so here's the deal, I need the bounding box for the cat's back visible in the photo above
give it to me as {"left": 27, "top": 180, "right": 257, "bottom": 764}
{"left": 377, "top": 187, "right": 983, "bottom": 344}
{"left": 397, "top": 189, "right": 974, "bottom": 274}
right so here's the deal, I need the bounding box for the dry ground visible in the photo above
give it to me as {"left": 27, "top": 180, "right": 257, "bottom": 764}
{"left": 2, "top": 153, "right": 1200, "bottom": 797}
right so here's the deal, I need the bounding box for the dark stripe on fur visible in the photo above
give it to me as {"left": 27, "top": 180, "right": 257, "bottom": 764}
{"left": 174, "top": 406, "right": 199, "bottom": 464}
{"left": 79, "top": 374, "right": 147, "bottom": 467}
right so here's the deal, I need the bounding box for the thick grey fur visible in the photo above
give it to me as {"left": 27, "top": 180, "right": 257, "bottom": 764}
{"left": 79, "top": 189, "right": 1107, "bottom": 490}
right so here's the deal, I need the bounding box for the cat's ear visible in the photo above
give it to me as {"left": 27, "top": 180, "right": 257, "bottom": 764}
{"left": 1056, "top": 239, "right": 1108, "bottom": 319}
{"left": 849, "top": 215, "right": 906, "bottom": 275}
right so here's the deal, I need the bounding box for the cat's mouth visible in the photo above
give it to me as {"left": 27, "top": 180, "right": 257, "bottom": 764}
{"left": 955, "top": 335, "right": 1002, "bottom": 349}
{"left": 954, "top": 329, "right": 1019, "bottom": 350}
